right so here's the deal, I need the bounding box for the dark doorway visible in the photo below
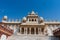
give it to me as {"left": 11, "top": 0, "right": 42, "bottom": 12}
{"left": 31, "top": 28, "right": 34, "bottom": 34}
{"left": 21, "top": 28, "right": 24, "bottom": 34}
{"left": 36, "top": 28, "right": 38, "bottom": 34}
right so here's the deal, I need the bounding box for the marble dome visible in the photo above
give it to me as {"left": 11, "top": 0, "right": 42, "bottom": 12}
{"left": 40, "top": 17, "right": 44, "bottom": 20}
{"left": 23, "top": 17, "right": 26, "bottom": 21}
{"left": 3, "top": 16, "right": 7, "bottom": 20}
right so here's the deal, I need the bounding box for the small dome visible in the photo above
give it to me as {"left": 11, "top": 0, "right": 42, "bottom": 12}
{"left": 40, "top": 17, "right": 44, "bottom": 20}
{"left": 3, "top": 16, "right": 7, "bottom": 20}
{"left": 23, "top": 17, "right": 26, "bottom": 20}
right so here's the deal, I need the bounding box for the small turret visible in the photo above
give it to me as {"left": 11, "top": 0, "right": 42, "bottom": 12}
{"left": 40, "top": 17, "right": 44, "bottom": 21}
{"left": 39, "top": 17, "right": 44, "bottom": 23}
{"left": 2, "top": 16, "right": 8, "bottom": 22}
{"left": 22, "top": 17, "right": 27, "bottom": 23}
{"left": 3, "top": 16, "right": 7, "bottom": 20}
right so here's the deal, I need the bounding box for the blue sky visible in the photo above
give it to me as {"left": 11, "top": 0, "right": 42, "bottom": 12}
{"left": 0, "top": 0, "right": 60, "bottom": 21}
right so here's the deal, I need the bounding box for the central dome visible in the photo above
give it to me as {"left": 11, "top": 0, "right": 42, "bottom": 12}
{"left": 31, "top": 11, "right": 35, "bottom": 15}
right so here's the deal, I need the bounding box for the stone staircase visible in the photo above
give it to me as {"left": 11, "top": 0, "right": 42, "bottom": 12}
{"left": 7, "top": 34, "right": 60, "bottom": 40}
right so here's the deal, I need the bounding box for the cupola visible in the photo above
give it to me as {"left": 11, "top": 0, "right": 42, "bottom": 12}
{"left": 39, "top": 17, "right": 44, "bottom": 23}
{"left": 22, "top": 17, "right": 27, "bottom": 23}
{"left": 3, "top": 16, "right": 7, "bottom": 20}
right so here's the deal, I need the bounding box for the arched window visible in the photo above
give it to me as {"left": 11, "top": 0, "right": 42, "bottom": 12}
{"left": 29, "top": 19, "right": 31, "bottom": 21}
{"left": 35, "top": 19, "right": 36, "bottom": 21}
{"left": 32, "top": 19, "right": 34, "bottom": 21}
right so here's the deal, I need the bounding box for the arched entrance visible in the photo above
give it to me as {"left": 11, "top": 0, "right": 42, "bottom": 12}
{"left": 27, "top": 28, "right": 29, "bottom": 34}
{"left": 21, "top": 28, "right": 24, "bottom": 34}
{"left": 36, "top": 28, "right": 38, "bottom": 34}
{"left": 31, "top": 28, "right": 34, "bottom": 34}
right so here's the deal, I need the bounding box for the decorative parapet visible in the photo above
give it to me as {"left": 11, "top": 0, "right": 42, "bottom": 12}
{"left": 53, "top": 28, "right": 60, "bottom": 36}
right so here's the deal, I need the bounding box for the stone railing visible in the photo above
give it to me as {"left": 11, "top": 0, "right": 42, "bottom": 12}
{"left": 0, "top": 25, "right": 13, "bottom": 37}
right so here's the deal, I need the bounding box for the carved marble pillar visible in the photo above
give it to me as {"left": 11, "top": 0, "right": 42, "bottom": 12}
{"left": 29, "top": 28, "right": 31, "bottom": 34}
{"left": 23, "top": 27, "right": 27, "bottom": 34}
{"left": 14, "top": 25, "right": 17, "bottom": 34}
{"left": 20, "top": 27, "right": 22, "bottom": 34}
{"left": 25, "top": 27, "right": 27, "bottom": 35}
{"left": 38, "top": 28, "right": 40, "bottom": 34}
{"left": 34, "top": 27, "right": 36, "bottom": 35}
{"left": 24, "top": 27, "right": 26, "bottom": 34}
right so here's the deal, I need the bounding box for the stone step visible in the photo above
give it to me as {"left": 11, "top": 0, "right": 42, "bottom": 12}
{"left": 7, "top": 35, "right": 60, "bottom": 40}
{"left": 7, "top": 35, "right": 49, "bottom": 40}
